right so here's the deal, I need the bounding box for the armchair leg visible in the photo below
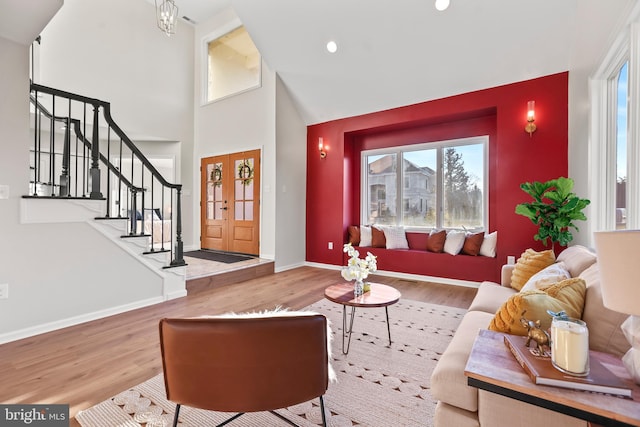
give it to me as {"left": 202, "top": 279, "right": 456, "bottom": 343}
{"left": 217, "top": 412, "right": 245, "bottom": 427}
{"left": 172, "top": 404, "right": 181, "bottom": 427}
{"left": 319, "top": 395, "right": 327, "bottom": 427}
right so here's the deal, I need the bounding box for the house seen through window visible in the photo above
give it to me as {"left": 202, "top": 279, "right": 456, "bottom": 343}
{"left": 206, "top": 25, "right": 261, "bottom": 103}
{"left": 362, "top": 136, "right": 487, "bottom": 230}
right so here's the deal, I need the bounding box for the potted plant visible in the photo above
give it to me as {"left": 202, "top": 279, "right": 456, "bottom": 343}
{"left": 515, "top": 177, "right": 590, "bottom": 249}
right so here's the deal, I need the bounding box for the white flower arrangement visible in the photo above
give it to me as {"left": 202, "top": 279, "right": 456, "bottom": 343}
{"left": 341, "top": 243, "right": 377, "bottom": 282}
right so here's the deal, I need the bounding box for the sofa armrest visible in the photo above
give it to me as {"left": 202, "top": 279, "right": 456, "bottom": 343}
{"left": 501, "top": 264, "right": 515, "bottom": 288}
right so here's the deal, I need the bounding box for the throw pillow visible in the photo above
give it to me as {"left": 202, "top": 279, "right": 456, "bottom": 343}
{"left": 381, "top": 226, "right": 409, "bottom": 249}
{"left": 510, "top": 249, "right": 556, "bottom": 291}
{"left": 426, "top": 229, "right": 446, "bottom": 253}
{"left": 479, "top": 230, "right": 497, "bottom": 257}
{"left": 443, "top": 230, "right": 466, "bottom": 255}
{"left": 489, "top": 277, "right": 587, "bottom": 336}
{"left": 348, "top": 226, "right": 361, "bottom": 245}
{"left": 360, "top": 225, "right": 372, "bottom": 247}
{"left": 461, "top": 232, "right": 485, "bottom": 256}
{"left": 371, "top": 226, "right": 386, "bottom": 248}
{"left": 556, "top": 245, "right": 597, "bottom": 277}
{"left": 520, "top": 262, "right": 570, "bottom": 292}
{"left": 144, "top": 209, "right": 160, "bottom": 221}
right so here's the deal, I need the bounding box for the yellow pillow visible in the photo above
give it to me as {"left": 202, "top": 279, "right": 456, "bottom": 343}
{"left": 510, "top": 248, "right": 556, "bottom": 291}
{"left": 488, "top": 277, "right": 587, "bottom": 336}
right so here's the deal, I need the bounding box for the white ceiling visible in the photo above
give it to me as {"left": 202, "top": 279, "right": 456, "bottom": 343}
{"left": 222, "top": 0, "right": 636, "bottom": 125}
{"left": 4, "top": 0, "right": 635, "bottom": 126}
{"left": 0, "top": 0, "right": 63, "bottom": 45}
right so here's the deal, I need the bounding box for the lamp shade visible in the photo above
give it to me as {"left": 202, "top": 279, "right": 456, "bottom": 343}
{"left": 593, "top": 230, "right": 640, "bottom": 316}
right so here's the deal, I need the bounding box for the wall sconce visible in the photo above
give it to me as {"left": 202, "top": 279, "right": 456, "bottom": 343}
{"left": 525, "top": 100, "right": 537, "bottom": 137}
{"left": 318, "top": 137, "right": 327, "bottom": 159}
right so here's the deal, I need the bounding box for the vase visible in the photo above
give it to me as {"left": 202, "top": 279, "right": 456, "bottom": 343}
{"left": 354, "top": 279, "right": 364, "bottom": 297}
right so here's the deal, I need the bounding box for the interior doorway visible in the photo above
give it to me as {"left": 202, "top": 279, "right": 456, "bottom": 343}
{"left": 200, "top": 149, "right": 260, "bottom": 256}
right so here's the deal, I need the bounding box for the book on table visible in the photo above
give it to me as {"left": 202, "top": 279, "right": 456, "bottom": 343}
{"left": 503, "top": 334, "right": 632, "bottom": 397}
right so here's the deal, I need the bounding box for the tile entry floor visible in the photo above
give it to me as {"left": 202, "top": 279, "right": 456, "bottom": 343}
{"left": 184, "top": 254, "right": 272, "bottom": 280}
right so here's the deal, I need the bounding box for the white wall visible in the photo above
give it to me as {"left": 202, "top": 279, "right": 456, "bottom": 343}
{"left": 38, "top": 0, "right": 196, "bottom": 248}
{"left": 193, "top": 7, "right": 277, "bottom": 258}
{"left": 0, "top": 36, "right": 167, "bottom": 342}
{"left": 275, "top": 76, "right": 307, "bottom": 270}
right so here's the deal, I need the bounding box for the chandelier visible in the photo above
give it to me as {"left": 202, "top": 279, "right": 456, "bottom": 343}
{"left": 155, "top": 0, "right": 179, "bottom": 36}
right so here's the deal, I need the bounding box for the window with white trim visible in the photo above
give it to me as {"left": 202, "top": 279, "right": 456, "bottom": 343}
{"left": 590, "top": 18, "right": 640, "bottom": 233}
{"left": 361, "top": 136, "right": 488, "bottom": 230}
{"left": 205, "top": 25, "right": 261, "bottom": 103}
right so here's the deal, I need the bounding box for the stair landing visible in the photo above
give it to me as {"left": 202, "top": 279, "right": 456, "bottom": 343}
{"left": 185, "top": 255, "right": 274, "bottom": 293}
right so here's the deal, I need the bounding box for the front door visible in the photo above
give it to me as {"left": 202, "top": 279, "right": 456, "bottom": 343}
{"left": 201, "top": 149, "right": 260, "bottom": 255}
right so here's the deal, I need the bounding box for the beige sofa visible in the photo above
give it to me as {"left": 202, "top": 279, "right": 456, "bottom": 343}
{"left": 430, "top": 245, "right": 631, "bottom": 427}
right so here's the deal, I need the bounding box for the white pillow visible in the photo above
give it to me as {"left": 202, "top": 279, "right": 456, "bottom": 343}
{"left": 381, "top": 226, "right": 409, "bottom": 249}
{"left": 520, "top": 262, "right": 571, "bottom": 292}
{"left": 479, "top": 230, "right": 497, "bottom": 257}
{"left": 144, "top": 209, "right": 160, "bottom": 221}
{"left": 359, "top": 225, "right": 372, "bottom": 247}
{"left": 443, "top": 230, "right": 466, "bottom": 255}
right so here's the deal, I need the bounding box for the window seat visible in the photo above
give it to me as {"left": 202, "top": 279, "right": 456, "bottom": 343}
{"left": 345, "top": 231, "right": 500, "bottom": 283}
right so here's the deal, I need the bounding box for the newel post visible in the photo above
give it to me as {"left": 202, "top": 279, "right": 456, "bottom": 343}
{"left": 89, "top": 104, "right": 103, "bottom": 199}
{"left": 170, "top": 186, "right": 186, "bottom": 267}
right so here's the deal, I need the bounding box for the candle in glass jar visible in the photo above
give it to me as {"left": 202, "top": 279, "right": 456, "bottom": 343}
{"left": 551, "top": 318, "right": 589, "bottom": 375}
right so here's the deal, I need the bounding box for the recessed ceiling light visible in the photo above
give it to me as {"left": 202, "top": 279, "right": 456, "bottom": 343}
{"left": 435, "top": 0, "right": 450, "bottom": 11}
{"left": 326, "top": 41, "right": 338, "bottom": 53}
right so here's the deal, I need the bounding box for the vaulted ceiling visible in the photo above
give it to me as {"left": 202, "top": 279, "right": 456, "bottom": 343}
{"left": 2, "top": 0, "right": 635, "bottom": 125}
{"left": 227, "top": 0, "right": 635, "bottom": 124}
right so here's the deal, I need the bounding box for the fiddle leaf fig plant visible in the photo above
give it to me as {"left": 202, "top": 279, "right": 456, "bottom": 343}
{"left": 515, "top": 177, "right": 590, "bottom": 248}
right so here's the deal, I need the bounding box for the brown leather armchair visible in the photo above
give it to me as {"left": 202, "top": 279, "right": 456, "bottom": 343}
{"left": 159, "top": 313, "right": 330, "bottom": 426}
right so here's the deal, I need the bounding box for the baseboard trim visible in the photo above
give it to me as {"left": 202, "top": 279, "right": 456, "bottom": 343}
{"left": 303, "top": 262, "right": 480, "bottom": 288}
{"left": 165, "top": 289, "right": 187, "bottom": 300}
{"left": 0, "top": 296, "right": 165, "bottom": 345}
{"left": 274, "top": 261, "right": 306, "bottom": 273}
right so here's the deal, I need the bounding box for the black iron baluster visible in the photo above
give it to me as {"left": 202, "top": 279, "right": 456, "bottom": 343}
{"left": 131, "top": 150, "right": 136, "bottom": 235}
{"left": 117, "top": 137, "right": 123, "bottom": 217}
{"left": 60, "top": 98, "right": 71, "bottom": 197}
{"left": 140, "top": 159, "right": 145, "bottom": 236}
{"left": 32, "top": 89, "right": 39, "bottom": 195}
{"left": 160, "top": 185, "right": 166, "bottom": 251}
{"left": 105, "top": 126, "right": 111, "bottom": 216}
{"left": 149, "top": 175, "right": 155, "bottom": 251}
{"left": 50, "top": 94, "right": 55, "bottom": 196}
{"left": 83, "top": 103, "right": 87, "bottom": 197}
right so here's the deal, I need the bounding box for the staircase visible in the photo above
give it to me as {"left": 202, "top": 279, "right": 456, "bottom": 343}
{"left": 26, "top": 81, "right": 187, "bottom": 297}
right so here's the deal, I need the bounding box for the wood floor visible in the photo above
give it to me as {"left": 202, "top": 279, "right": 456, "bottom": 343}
{"left": 0, "top": 266, "right": 477, "bottom": 426}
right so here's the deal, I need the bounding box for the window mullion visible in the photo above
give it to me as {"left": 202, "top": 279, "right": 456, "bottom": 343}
{"left": 436, "top": 147, "right": 443, "bottom": 229}
{"left": 396, "top": 151, "right": 403, "bottom": 226}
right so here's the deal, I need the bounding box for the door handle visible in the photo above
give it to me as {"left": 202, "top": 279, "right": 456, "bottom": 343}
{"left": 222, "top": 207, "right": 228, "bottom": 210}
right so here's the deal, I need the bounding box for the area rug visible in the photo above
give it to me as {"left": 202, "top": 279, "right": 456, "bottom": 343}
{"left": 183, "top": 250, "right": 255, "bottom": 264}
{"left": 76, "top": 298, "right": 466, "bottom": 427}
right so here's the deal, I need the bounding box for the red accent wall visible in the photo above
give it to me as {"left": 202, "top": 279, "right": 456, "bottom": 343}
{"left": 306, "top": 72, "right": 568, "bottom": 282}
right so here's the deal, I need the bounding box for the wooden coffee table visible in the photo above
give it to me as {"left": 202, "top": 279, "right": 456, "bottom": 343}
{"left": 465, "top": 329, "right": 640, "bottom": 427}
{"left": 324, "top": 282, "right": 401, "bottom": 355}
